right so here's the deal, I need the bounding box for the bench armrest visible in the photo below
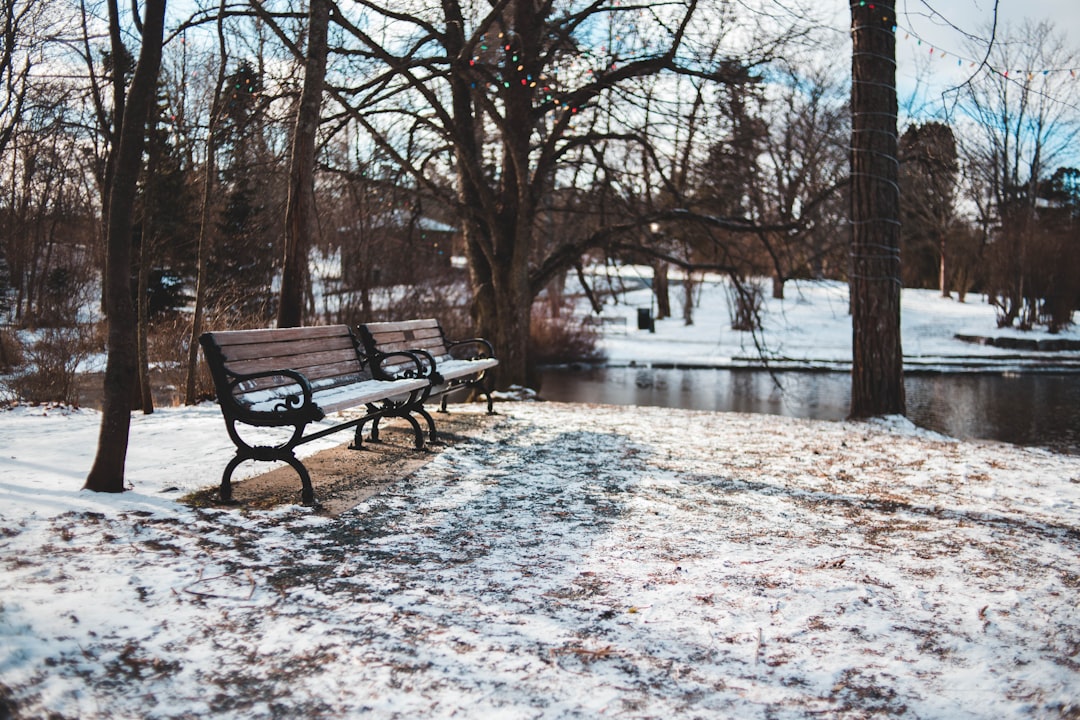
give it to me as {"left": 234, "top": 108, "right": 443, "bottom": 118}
{"left": 370, "top": 350, "right": 433, "bottom": 382}
{"left": 221, "top": 367, "right": 323, "bottom": 424}
{"left": 446, "top": 337, "right": 496, "bottom": 360}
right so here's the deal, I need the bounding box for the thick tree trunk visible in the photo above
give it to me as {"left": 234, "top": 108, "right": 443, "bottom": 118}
{"left": 85, "top": 0, "right": 167, "bottom": 493}
{"left": 849, "top": 0, "right": 905, "bottom": 418}
{"left": 278, "top": 0, "right": 328, "bottom": 328}
{"left": 465, "top": 222, "right": 531, "bottom": 390}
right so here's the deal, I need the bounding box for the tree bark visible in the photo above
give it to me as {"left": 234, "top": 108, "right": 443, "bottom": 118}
{"left": 85, "top": 0, "right": 167, "bottom": 493}
{"left": 185, "top": 0, "right": 228, "bottom": 405}
{"left": 848, "top": 0, "right": 905, "bottom": 418}
{"left": 653, "top": 261, "right": 671, "bottom": 319}
{"left": 277, "top": 0, "right": 328, "bottom": 329}
{"left": 135, "top": 216, "right": 154, "bottom": 414}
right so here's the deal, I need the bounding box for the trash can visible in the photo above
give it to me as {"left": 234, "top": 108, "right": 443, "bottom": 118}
{"left": 637, "top": 307, "right": 654, "bottom": 332}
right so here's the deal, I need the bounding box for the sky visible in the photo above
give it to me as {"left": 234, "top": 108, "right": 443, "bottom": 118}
{"left": 890, "top": 0, "right": 1080, "bottom": 118}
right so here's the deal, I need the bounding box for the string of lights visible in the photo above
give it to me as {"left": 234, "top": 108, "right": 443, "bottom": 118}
{"left": 897, "top": 27, "right": 1080, "bottom": 79}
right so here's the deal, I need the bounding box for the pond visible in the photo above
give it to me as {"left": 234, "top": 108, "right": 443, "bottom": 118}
{"left": 537, "top": 367, "right": 1080, "bottom": 456}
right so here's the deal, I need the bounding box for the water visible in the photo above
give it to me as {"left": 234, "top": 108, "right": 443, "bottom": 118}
{"left": 538, "top": 367, "right": 1080, "bottom": 455}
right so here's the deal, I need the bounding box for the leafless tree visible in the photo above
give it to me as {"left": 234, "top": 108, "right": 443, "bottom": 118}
{"left": 277, "top": 0, "right": 328, "bottom": 328}
{"left": 184, "top": 0, "right": 229, "bottom": 404}
{"left": 748, "top": 64, "right": 849, "bottom": 299}
{"left": 0, "top": 0, "right": 35, "bottom": 158}
{"left": 959, "top": 20, "right": 1080, "bottom": 329}
{"left": 899, "top": 121, "right": 959, "bottom": 295}
{"left": 85, "top": 0, "right": 168, "bottom": 494}
{"left": 260, "top": 0, "right": 801, "bottom": 387}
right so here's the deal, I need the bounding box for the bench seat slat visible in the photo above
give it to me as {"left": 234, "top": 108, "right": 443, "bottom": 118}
{"left": 362, "top": 319, "right": 441, "bottom": 334}
{"left": 212, "top": 336, "right": 356, "bottom": 362}
{"left": 224, "top": 352, "right": 367, "bottom": 381}
{"left": 314, "top": 377, "right": 429, "bottom": 415}
{"left": 208, "top": 325, "right": 352, "bottom": 346}
{"left": 234, "top": 376, "right": 430, "bottom": 416}
{"left": 433, "top": 357, "right": 500, "bottom": 382}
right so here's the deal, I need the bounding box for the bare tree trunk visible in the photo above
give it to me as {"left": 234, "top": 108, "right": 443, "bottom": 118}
{"left": 278, "top": 0, "right": 329, "bottom": 329}
{"left": 135, "top": 218, "right": 154, "bottom": 413}
{"left": 85, "top": 0, "right": 167, "bottom": 493}
{"left": 848, "top": 0, "right": 905, "bottom": 418}
{"left": 939, "top": 232, "right": 949, "bottom": 298}
{"left": 682, "top": 268, "right": 696, "bottom": 326}
{"left": 653, "top": 261, "right": 671, "bottom": 319}
{"left": 184, "top": 0, "right": 228, "bottom": 405}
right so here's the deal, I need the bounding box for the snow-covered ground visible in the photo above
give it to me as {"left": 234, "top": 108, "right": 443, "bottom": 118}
{"left": 2, "top": 279, "right": 1080, "bottom": 719}
{"left": 581, "top": 275, "right": 1080, "bottom": 372}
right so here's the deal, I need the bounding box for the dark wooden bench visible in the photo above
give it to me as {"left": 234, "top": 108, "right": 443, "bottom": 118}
{"left": 199, "top": 325, "right": 431, "bottom": 506}
{"left": 357, "top": 319, "right": 499, "bottom": 442}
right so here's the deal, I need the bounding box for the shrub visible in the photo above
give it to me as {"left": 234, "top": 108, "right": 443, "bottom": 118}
{"left": 0, "top": 330, "right": 23, "bottom": 372}
{"left": 530, "top": 303, "right": 604, "bottom": 366}
{"left": 8, "top": 325, "right": 98, "bottom": 406}
{"left": 727, "top": 278, "right": 765, "bottom": 331}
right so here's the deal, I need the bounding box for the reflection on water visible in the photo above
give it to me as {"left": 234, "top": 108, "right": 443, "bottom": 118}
{"left": 538, "top": 367, "right": 1080, "bottom": 455}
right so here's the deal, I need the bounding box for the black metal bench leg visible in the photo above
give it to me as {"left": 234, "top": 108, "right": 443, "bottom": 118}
{"left": 281, "top": 455, "right": 316, "bottom": 506}
{"left": 415, "top": 405, "right": 438, "bottom": 442}
{"left": 439, "top": 394, "right": 449, "bottom": 413}
{"left": 220, "top": 455, "right": 246, "bottom": 503}
{"left": 402, "top": 412, "right": 426, "bottom": 450}
{"left": 220, "top": 451, "right": 316, "bottom": 506}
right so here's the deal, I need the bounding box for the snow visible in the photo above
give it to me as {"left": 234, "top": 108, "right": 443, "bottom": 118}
{"left": 581, "top": 275, "right": 1080, "bottom": 372}
{"left": 2, "top": 281, "right": 1080, "bottom": 719}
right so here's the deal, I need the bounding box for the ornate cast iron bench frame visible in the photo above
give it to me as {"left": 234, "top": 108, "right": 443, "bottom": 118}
{"left": 199, "top": 325, "right": 431, "bottom": 506}
{"left": 357, "top": 318, "right": 499, "bottom": 444}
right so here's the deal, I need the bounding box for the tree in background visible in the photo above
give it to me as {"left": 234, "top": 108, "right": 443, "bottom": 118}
{"left": 745, "top": 65, "right": 849, "bottom": 299}
{"left": 277, "top": 0, "right": 328, "bottom": 328}
{"left": 184, "top": 0, "right": 228, "bottom": 405}
{"left": 848, "top": 0, "right": 904, "bottom": 418}
{"left": 304, "top": 0, "right": 800, "bottom": 387}
{"left": 1030, "top": 166, "right": 1080, "bottom": 332}
{"left": 208, "top": 59, "right": 281, "bottom": 318}
{"left": 961, "top": 20, "right": 1080, "bottom": 329}
{"left": 899, "top": 121, "right": 958, "bottom": 295}
{"left": 133, "top": 85, "right": 196, "bottom": 412}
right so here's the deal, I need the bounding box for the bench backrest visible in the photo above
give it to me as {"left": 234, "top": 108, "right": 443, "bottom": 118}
{"left": 200, "top": 325, "right": 370, "bottom": 409}
{"left": 358, "top": 318, "right": 450, "bottom": 375}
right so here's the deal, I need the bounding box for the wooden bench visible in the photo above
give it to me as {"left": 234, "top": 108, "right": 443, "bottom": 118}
{"left": 199, "top": 325, "right": 431, "bottom": 506}
{"left": 357, "top": 319, "right": 499, "bottom": 442}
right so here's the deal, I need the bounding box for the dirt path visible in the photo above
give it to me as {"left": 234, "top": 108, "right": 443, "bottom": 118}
{"left": 184, "top": 411, "right": 498, "bottom": 516}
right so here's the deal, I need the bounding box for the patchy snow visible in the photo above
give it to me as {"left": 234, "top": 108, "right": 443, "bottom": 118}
{"left": 2, "top": 280, "right": 1080, "bottom": 718}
